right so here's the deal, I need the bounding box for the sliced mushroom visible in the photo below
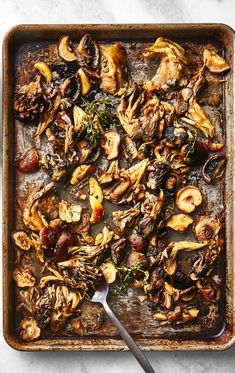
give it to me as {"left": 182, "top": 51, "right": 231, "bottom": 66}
{"left": 13, "top": 267, "right": 35, "bottom": 287}
{"left": 182, "top": 99, "right": 214, "bottom": 138}
{"left": 53, "top": 231, "right": 74, "bottom": 262}
{"left": 70, "top": 164, "right": 94, "bottom": 185}
{"left": 202, "top": 154, "right": 226, "bottom": 184}
{"left": 112, "top": 207, "right": 140, "bottom": 234}
{"left": 95, "top": 225, "right": 114, "bottom": 247}
{"left": 77, "top": 34, "right": 100, "bottom": 69}
{"left": 111, "top": 238, "right": 126, "bottom": 264}
{"left": 16, "top": 147, "right": 40, "bottom": 173}
{"left": 193, "top": 216, "right": 221, "bottom": 243}
{"left": 122, "top": 135, "right": 138, "bottom": 162}
{"left": 129, "top": 233, "right": 146, "bottom": 252}
{"left": 89, "top": 178, "right": 104, "bottom": 224}
{"left": 101, "top": 130, "right": 121, "bottom": 160}
{"left": 34, "top": 62, "right": 52, "bottom": 84}
{"left": 12, "top": 231, "right": 31, "bottom": 251}
{"left": 20, "top": 317, "right": 41, "bottom": 341}
{"left": 176, "top": 186, "right": 203, "bottom": 214}
{"left": 166, "top": 213, "right": 193, "bottom": 233}
{"left": 78, "top": 68, "right": 91, "bottom": 96}
{"left": 77, "top": 140, "right": 91, "bottom": 163}
{"left": 126, "top": 252, "right": 145, "bottom": 268}
{"left": 58, "top": 35, "right": 77, "bottom": 62}
{"left": 162, "top": 241, "right": 206, "bottom": 275}
{"left": 59, "top": 200, "right": 82, "bottom": 223}
{"left": 100, "top": 262, "right": 117, "bottom": 284}
{"left": 203, "top": 49, "right": 230, "bottom": 73}
{"left": 60, "top": 75, "right": 80, "bottom": 101}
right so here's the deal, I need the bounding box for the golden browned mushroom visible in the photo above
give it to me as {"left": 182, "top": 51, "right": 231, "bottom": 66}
{"left": 20, "top": 317, "right": 41, "bottom": 341}
{"left": 77, "top": 34, "right": 100, "bottom": 69}
{"left": 78, "top": 68, "right": 91, "bottom": 96}
{"left": 15, "top": 147, "right": 40, "bottom": 173}
{"left": 70, "top": 164, "right": 94, "bottom": 185}
{"left": 58, "top": 35, "right": 77, "bottom": 62}
{"left": 73, "top": 105, "right": 87, "bottom": 133}
{"left": 166, "top": 213, "right": 193, "bottom": 233}
{"left": 126, "top": 251, "right": 145, "bottom": 268}
{"left": 192, "top": 215, "right": 221, "bottom": 243}
{"left": 203, "top": 49, "right": 230, "bottom": 73}
{"left": 100, "top": 262, "right": 117, "bottom": 284}
{"left": 13, "top": 267, "right": 35, "bottom": 287}
{"left": 100, "top": 43, "right": 127, "bottom": 95}
{"left": 12, "top": 231, "right": 31, "bottom": 251}
{"left": 101, "top": 130, "right": 121, "bottom": 160}
{"left": 176, "top": 186, "right": 203, "bottom": 214}
{"left": 59, "top": 200, "right": 82, "bottom": 223}
{"left": 34, "top": 62, "right": 52, "bottom": 84}
{"left": 182, "top": 99, "right": 214, "bottom": 138}
{"left": 89, "top": 178, "right": 104, "bottom": 224}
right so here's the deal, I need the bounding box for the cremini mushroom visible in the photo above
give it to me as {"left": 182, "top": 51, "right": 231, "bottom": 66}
{"left": 58, "top": 35, "right": 77, "bottom": 62}
{"left": 77, "top": 34, "right": 100, "bottom": 69}
{"left": 101, "top": 130, "right": 121, "bottom": 160}
{"left": 176, "top": 186, "right": 203, "bottom": 214}
{"left": 202, "top": 154, "right": 226, "bottom": 184}
{"left": 166, "top": 213, "right": 193, "bottom": 233}
{"left": 15, "top": 147, "right": 39, "bottom": 173}
{"left": 34, "top": 62, "right": 52, "bottom": 84}
{"left": 78, "top": 68, "right": 91, "bottom": 96}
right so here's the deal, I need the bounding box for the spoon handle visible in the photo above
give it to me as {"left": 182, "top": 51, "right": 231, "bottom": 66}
{"left": 103, "top": 301, "right": 155, "bottom": 373}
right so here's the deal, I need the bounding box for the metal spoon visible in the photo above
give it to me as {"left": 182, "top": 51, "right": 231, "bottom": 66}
{"left": 90, "top": 281, "right": 155, "bottom": 373}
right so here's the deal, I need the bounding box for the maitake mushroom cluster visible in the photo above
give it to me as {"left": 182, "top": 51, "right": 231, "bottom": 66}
{"left": 13, "top": 35, "right": 229, "bottom": 340}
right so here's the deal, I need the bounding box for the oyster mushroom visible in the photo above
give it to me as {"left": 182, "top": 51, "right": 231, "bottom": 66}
{"left": 34, "top": 62, "right": 52, "bottom": 84}
{"left": 162, "top": 241, "right": 206, "bottom": 275}
{"left": 70, "top": 164, "right": 94, "bottom": 185}
{"left": 73, "top": 106, "right": 87, "bottom": 134}
{"left": 58, "top": 35, "right": 77, "bottom": 62}
{"left": 100, "top": 43, "right": 127, "bottom": 95}
{"left": 89, "top": 178, "right": 104, "bottom": 224}
{"left": 193, "top": 216, "right": 221, "bottom": 243}
{"left": 112, "top": 207, "right": 140, "bottom": 234}
{"left": 20, "top": 317, "right": 41, "bottom": 341}
{"left": 176, "top": 186, "right": 203, "bottom": 214}
{"left": 100, "top": 262, "right": 117, "bottom": 284}
{"left": 98, "top": 160, "right": 120, "bottom": 187}
{"left": 166, "top": 213, "right": 193, "bottom": 233}
{"left": 202, "top": 154, "right": 226, "bottom": 184}
{"left": 111, "top": 238, "right": 126, "bottom": 264}
{"left": 77, "top": 140, "right": 91, "bottom": 164}
{"left": 15, "top": 147, "right": 39, "bottom": 173}
{"left": 12, "top": 231, "right": 31, "bottom": 251}
{"left": 143, "top": 37, "right": 188, "bottom": 92}
{"left": 182, "top": 99, "right": 214, "bottom": 138}
{"left": 203, "top": 49, "right": 230, "bottom": 73}
{"left": 77, "top": 34, "right": 100, "bottom": 69}
{"left": 126, "top": 251, "right": 145, "bottom": 268}
{"left": 101, "top": 130, "right": 121, "bottom": 160}
{"left": 59, "top": 200, "right": 82, "bottom": 223}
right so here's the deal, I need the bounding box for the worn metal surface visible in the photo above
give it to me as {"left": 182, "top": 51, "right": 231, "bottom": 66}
{"left": 2, "top": 24, "right": 235, "bottom": 351}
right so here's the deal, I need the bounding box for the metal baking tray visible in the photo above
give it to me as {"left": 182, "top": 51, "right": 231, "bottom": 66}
{"left": 2, "top": 23, "right": 235, "bottom": 351}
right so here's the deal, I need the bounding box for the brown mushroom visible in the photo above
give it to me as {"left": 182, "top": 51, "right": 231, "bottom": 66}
{"left": 20, "top": 317, "right": 41, "bottom": 341}
{"left": 193, "top": 216, "right": 221, "bottom": 243}
{"left": 70, "top": 164, "right": 94, "bottom": 185}
{"left": 166, "top": 213, "right": 193, "bottom": 233}
{"left": 89, "top": 178, "right": 104, "bottom": 224}
{"left": 15, "top": 147, "right": 39, "bottom": 173}
{"left": 176, "top": 186, "right": 203, "bottom": 214}
{"left": 202, "top": 154, "right": 226, "bottom": 184}
{"left": 122, "top": 135, "right": 138, "bottom": 162}
{"left": 60, "top": 75, "right": 80, "bottom": 101}
{"left": 59, "top": 200, "right": 82, "bottom": 223}
{"left": 126, "top": 252, "right": 145, "bottom": 268}
{"left": 101, "top": 130, "right": 121, "bottom": 160}
{"left": 12, "top": 231, "right": 31, "bottom": 251}
{"left": 78, "top": 68, "right": 91, "bottom": 96}
{"left": 100, "top": 262, "right": 117, "bottom": 284}
{"left": 34, "top": 62, "right": 52, "bottom": 84}
{"left": 13, "top": 267, "right": 35, "bottom": 287}
{"left": 77, "top": 34, "right": 100, "bottom": 69}
{"left": 58, "top": 35, "right": 77, "bottom": 62}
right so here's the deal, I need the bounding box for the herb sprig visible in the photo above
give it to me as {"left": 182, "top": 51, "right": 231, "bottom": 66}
{"left": 114, "top": 262, "right": 149, "bottom": 294}
{"left": 184, "top": 129, "right": 198, "bottom": 163}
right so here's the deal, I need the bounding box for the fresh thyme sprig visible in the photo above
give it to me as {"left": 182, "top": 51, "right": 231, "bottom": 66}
{"left": 184, "top": 129, "right": 198, "bottom": 163}
{"left": 114, "top": 262, "right": 149, "bottom": 294}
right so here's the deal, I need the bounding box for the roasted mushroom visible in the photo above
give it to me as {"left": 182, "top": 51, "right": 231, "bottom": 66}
{"left": 203, "top": 49, "right": 230, "bottom": 73}
{"left": 89, "top": 178, "right": 104, "bottom": 224}
{"left": 100, "top": 262, "right": 117, "bottom": 284}
{"left": 101, "top": 130, "right": 121, "bottom": 160}
{"left": 60, "top": 75, "right": 80, "bottom": 101}
{"left": 13, "top": 267, "right": 35, "bottom": 287}
{"left": 15, "top": 147, "right": 39, "bottom": 173}
{"left": 176, "top": 186, "right": 203, "bottom": 214}
{"left": 58, "top": 35, "right": 77, "bottom": 62}
{"left": 112, "top": 207, "right": 140, "bottom": 234}
{"left": 12, "top": 231, "right": 31, "bottom": 251}
{"left": 34, "top": 62, "right": 52, "bottom": 84}
{"left": 182, "top": 99, "right": 214, "bottom": 138}
{"left": 70, "top": 164, "right": 94, "bottom": 185}
{"left": 100, "top": 43, "right": 127, "bottom": 95}
{"left": 193, "top": 216, "right": 221, "bottom": 243}
{"left": 122, "top": 135, "right": 138, "bottom": 162}
{"left": 202, "top": 154, "right": 226, "bottom": 184}
{"left": 166, "top": 213, "right": 193, "bottom": 233}
{"left": 20, "top": 317, "right": 41, "bottom": 341}
{"left": 78, "top": 68, "right": 91, "bottom": 96}
{"left": 59, "top": 200, "right": 82, "bottom": 223}
{"left": 77, "top": 34, "right": 100, "bottom": 69}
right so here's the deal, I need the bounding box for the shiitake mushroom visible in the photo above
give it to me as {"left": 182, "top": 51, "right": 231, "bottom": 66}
{"left": 202, "top": 154, "right": 226, "bottom": 184}
{"left": 77, "top": 34, "right": 100, "bottom": 70}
